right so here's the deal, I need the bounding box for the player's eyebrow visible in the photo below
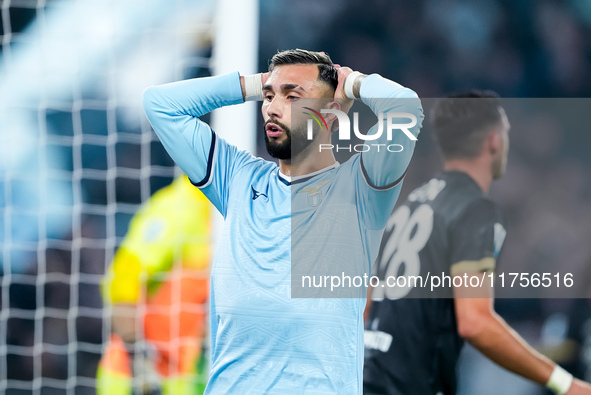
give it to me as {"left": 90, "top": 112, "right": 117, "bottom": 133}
{"left": 262, "top": 83, "right": 305, "bottom": 92}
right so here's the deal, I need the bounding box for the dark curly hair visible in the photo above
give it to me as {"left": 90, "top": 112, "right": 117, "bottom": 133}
{"left": 268, "top": 49, "right": 338, "bottom": 93}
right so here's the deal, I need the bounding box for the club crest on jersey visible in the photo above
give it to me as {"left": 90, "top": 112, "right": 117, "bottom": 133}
{"left": 299, "top": 180, "right": 331, "bottom": 207}
{"left": 307, "top": 191, "right": 322, "bottom": 207}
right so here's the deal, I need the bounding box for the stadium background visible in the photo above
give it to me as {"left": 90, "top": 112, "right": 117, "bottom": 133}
{"left": 1, "top": 0, "right": 591, "bottom": 393}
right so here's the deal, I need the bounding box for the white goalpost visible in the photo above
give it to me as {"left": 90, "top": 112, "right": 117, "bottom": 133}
{"left": 0, "top": 0, "right": 258, "bottom": 393}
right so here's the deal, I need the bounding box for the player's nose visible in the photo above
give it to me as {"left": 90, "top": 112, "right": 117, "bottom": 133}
{"left": 265, "top": 97, "right": 284, "bottom": 119}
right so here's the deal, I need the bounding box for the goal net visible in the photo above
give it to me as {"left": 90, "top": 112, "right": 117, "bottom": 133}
{"left": 0, "top": 0, "right": 258, "bottom": 393}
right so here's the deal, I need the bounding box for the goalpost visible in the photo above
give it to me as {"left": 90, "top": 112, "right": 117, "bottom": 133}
{"left": 0, "top": 0, "right": 258, "bottom": 393}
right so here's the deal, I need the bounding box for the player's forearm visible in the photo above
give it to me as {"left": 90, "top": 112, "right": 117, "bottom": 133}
{"left": 357, "top": 74, "right": 424, "bottom": 187}
{"left": 463, "top": 310, "right": 554, "bottom": 386}
{"left": 142, "top": 72, "right": 243, "bottom": 183}
{"left": 143, "top": 72, "right": 244, "bottom": 119}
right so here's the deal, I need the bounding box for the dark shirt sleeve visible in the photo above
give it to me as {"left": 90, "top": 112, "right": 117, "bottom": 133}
{"left": 449, "top": 198, "right": 505, "bottom": 274}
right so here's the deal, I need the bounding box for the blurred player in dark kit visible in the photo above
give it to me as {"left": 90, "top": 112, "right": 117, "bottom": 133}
{"left": 364, "top": 92, "right": 591, "bottom": 395}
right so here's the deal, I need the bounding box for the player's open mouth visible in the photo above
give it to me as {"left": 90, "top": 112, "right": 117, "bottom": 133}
{"left": 266, "top": 123, "right": 284, "bottom": 138}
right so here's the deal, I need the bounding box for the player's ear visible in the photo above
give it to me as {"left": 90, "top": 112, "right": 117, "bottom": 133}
{"left": 487, "top": 130, "right": 501, "bottom": 156}
{"left": 325, "top": 100, "right": 342, "bottom": 132}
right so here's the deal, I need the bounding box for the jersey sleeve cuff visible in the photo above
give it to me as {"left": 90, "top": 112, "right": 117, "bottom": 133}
{"left": 189, "top": 130, "right": 217, "bottom": 188}
{"left": 360, "top": 155, "right": 407, "bottom": 190}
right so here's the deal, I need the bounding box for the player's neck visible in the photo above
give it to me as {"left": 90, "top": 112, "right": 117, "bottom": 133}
{"left": 444, "top": 160, "right": 492, "bottom": 194}
{"left": 279, "top": 148, "right": 336, "bottom": 178}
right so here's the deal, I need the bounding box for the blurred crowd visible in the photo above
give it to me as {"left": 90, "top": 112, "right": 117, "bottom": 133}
{"left": 260, "top": 0, "right": 591, "bottom": 98}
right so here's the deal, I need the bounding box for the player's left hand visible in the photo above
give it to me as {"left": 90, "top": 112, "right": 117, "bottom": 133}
{"left": 261, "top": 71, "right": 270, "bottom": 88}
{"left": 332, "top": 65, "right": 355, "bottom": 131}
{"left": 566, "top": 378, "right": 591, "bottom": 394}
{"left": 334, "top": 65, "right": 353, "bottom": 100}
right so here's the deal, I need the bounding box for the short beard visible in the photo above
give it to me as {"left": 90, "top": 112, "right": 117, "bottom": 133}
{"left": 264, "top": 120, "right": 316, "bottom": 161}
{"left": 264, "top": 120, "right": 292, "bottom": 160}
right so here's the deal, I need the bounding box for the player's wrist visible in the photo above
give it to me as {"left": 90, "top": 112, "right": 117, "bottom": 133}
{"left": 344, "top": 71, "right": 366, "bottom": 100}
{"left": 242, "top": 73, "right": 263, "bottom": 101}
{"left": 546, "top": 365, "right": 573, "bottom": 395}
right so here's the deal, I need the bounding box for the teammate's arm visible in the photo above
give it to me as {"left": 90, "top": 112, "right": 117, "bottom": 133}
{"left": 454, "top": 284, "right": 591, "bottom": 394}
{"left": 450, "top": 197, "right": 591, "bottom": 394}
{"left": 454, "top": 279, "right": 554, "bottom": 387}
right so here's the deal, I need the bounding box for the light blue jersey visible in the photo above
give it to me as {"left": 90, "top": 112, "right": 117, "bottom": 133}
{"left": 143, "top": 72, "right": 423, "bottom": 394}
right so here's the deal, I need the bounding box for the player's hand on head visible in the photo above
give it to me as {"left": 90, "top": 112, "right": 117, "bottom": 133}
{"left": 332, "top": 66, "right": 355, "bottom": 132}
{"left": 261, "top": 71, "right": 269, "bottom": 87}
{"left": 567, "top": 379, "right": 591, "bottom": 394}
{"left": 334, "top": 66, "right": 354, "bottom": 101}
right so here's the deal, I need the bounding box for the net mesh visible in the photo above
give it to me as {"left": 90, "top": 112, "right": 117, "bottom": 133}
{"left": 0, "top": 0, "right": 217, "bottom": 393}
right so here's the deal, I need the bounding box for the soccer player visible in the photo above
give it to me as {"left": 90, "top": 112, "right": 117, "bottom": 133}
{"left": 142, "top": 49, "right": 423, "bottom": 393}
{"left": 97, "top": 176, "right": 211, "bottom": 395}
{"left": 363, "top": 92, "right": 591, "bottom": 395}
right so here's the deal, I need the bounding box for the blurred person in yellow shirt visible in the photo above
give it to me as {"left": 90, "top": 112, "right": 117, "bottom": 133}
{"left": 97, "top": 176, "right": 212, "bottom": 395}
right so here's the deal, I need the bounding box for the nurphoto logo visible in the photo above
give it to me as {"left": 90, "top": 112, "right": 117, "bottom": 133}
{"left": 303, "top": 108, "right": 418, "bottom": 153}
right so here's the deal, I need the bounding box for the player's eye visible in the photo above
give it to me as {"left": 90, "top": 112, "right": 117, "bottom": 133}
{"left": 287, "top": 95, "right": 299, "bottom": 102}
{"left": 264, "top": 94, "right": 274, "bottom": 102}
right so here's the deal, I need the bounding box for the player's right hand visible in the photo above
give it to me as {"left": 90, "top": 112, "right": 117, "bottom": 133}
{"left": 261, "top": 72, "right": 269, "bottom": 87}
{"left": 566, "top": 378, "right": 591, "bottom": 394}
